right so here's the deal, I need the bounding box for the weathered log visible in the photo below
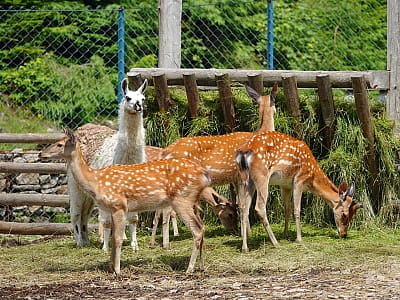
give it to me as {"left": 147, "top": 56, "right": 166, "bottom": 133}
{"left": 0, "top": 194, "right": 69, "bottom": 208}
{"left": 152, "top": 72, "right": 172, "bottom": 112}
{"left": 0, "top": 133, "right": 64, "bottom": 144}
{"left": 282, "top": 74, "right": 301, "bottom": 137}
{"left": 0, "top": 162, "right": 67, "bottom": 174}
{"left": 216, "top": 73, "right": 236, "bottom": 133}
{"left": 183, "top": 73, "right": 200, "bottom": 118}
{"left": 316, "top": 74, "right": 335, "bottom": 149}
{"left": 0, "top": 221, "right": 97, "bottom": 235}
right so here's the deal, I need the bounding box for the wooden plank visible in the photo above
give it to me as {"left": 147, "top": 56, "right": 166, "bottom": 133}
{"left": 0, "top": 133, "right": 64, "bottom": 144}
{"left": 0, "top": 162, "right": 67, "bottom": 174}
{"left": 0, "top": 221, "right": 97, "bottom": 235}
{"left": 0, "top": 194, "right": 69, "bottom": 208}
{"left": 128, "top": 68, "right": 389, "bottom": 89}
{"left": 216, "top": 73, "right": 236, "bottom": 133}
{"left": 316, "top": 74, "right": 335, "bottom": 149}
{"left": 387, "top": 0, "right": 400, "bottom": 126}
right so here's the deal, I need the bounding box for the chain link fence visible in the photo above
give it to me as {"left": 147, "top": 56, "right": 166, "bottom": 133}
{"left": 0, "top": 1, "right": 388, "bottom": 224}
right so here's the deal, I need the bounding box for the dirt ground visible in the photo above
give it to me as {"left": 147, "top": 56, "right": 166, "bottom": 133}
{"left": 1, "top": 264, "right": 399, "bottom": 299}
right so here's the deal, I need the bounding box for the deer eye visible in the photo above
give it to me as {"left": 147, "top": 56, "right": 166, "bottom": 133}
{"left": 57, "top": 143, "right": 63, "bottom": 147}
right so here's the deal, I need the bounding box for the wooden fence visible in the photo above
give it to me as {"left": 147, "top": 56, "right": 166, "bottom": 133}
{"left": 0, "top": 68, "right": 382, "bottom": 235}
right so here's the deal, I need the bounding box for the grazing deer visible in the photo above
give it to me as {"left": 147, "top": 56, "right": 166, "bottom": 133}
{"left": 40, "top": 129, "right": 208, "bottom": 274}
{"left": 159, "top": 85, "right": 277, "bottom": 250}
{"left": 235, "top": 131, "right": 363, "bottom": 251}
{"left": 145, "top": 146, "right": 238, "bottom": 249}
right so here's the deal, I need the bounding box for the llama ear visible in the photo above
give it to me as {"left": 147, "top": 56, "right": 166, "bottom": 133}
{"left": 121, "top": 78, "right": 129, "bottom": 96}
{"left": 138, "top": 79, "right": 148, "bottom": 94}
{"left": 245, "top": 85, "right": 260, "bottom": 104}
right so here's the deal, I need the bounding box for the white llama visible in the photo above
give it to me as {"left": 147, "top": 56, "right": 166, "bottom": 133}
{"left": 93, "top": 78, "right": 148, "bottom": 251}
{"left": 65, "top": 78, "right": 148, "bottom": 249}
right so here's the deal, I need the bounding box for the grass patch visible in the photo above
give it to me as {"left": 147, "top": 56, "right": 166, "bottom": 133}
{"left": 1, "top": 224, "right": 399, "bottom": 287}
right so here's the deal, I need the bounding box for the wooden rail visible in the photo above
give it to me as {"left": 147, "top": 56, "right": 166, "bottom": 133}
{"left": 0, "top": 133, "right": 72, "bottom": 236}
{"left": 128, "top": 68, "right": 389, "bottom": 89}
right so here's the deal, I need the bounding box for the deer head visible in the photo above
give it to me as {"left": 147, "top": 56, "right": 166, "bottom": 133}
{"left": 121, "top": 78, "right": 148, "bottom": 114}
{"left": 39, "top": 128, "right": 76, "bottom": 161}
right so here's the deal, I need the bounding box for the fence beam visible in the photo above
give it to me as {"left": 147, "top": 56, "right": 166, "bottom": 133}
{"left": 282, "top": 75, "right": 301, "bottom": 137}
{"left": 158, "top": 0, "right": 182, "bottom": 68}
{"left": 0, "top": 133, "right": 64, "bottom": 144}
{"left": 216, "top": 73, "right": 236, "bottom": 133}
{"left": 0, "top": 162, "right": 66, "bottom": 174}
{"left": 0, "top": 221, "right": 97, "bottom": 235}
{"left": 316, "top": 74, "right": 335, "bottom": 149}
{"left": 128, "top": 68, "right": 389, "bottom": 89}
{"left": 387, "top": 0, "right": 400, "bottom": 129}
{"left": 183, "top": 73, "right": 200, "bottom": 118}
{"left": 0, "top": 194, "right": 69, "bottom": 208}
{"left": 352, "top": 75, "right": 380, "bottom": 213}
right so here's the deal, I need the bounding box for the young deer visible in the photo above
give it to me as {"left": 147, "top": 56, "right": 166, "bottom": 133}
{"left": 235, "top": 131, "right": 363, "bottom": 251}
{"left": 40, "top": 129, "right": 208, "bottom": 274}
{"left": 145, "top": 146, "right": 238, "bottom": 249}
{"left": 160, "top": 85, "right": 277, "bottom": 249}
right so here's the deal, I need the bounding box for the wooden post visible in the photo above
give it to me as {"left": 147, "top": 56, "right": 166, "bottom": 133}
{"left": 216, "top": 73, "right": 236, "bottom": 133}
{"left": 158, "top": 0, "right": 182, "bottom": 68}
{"left": 316, "top": 74, "right": 335, "bottom": 149}
{"left": 281, "top": 75, "right": 301, "bottom": 137}
{"left": 183, "top": 73, "right": 200, "bottom": 118}
{"left": 247, "top": 73, "right": 264, "bottom": 95}
{"left": 387, "top": 0, "right": 400, "bottom": 131}
{"left": 127, "top": 72, "right": 144, "bottom": 90}
{"left": 152, "top": 72, "right": 171, "bottom": 112}
{"left": 352, "top": 75, "right": 380, "bottom": 212}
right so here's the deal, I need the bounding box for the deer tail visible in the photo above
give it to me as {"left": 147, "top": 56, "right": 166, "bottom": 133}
{"left": 235, "top": 149, "right": 253, "bottom": 187}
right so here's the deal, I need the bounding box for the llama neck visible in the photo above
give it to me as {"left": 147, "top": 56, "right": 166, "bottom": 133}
{"left": 68, "top": 144, "right": 97, "bottom": 196}
{"left": 114, "top": 107, "right": 146, "bottom": 164}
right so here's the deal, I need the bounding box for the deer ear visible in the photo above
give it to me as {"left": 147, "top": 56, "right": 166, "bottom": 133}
{"left": 64, "top": 128, "right": 75, "bottom": 144}
{"left": 121, "top": 78, "right": 129, "bottom": 96}
{"left": 245, "top": 85, "right": 260, "bottom": 104}
{"left": 338, "top": 182, "right": 348, "bottom": 201}
{"left": 347, "top": 183, "right": 355, "bottom": 198}
{"left": 138, "top": 79, "right": 148, "bottom": 94}
{"left": 270, "top": 83, "right": 278, "bottom": 106}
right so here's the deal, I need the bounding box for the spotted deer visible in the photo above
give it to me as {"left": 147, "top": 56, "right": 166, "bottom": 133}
{"left": 160, "top": 85, "right": 277, "bottom": 250}
{"left": 145, "top": 146, "right": 238, "bottom": 249}
{"left": 39, "top": 129, "right": 208, "bottom": 274}
{"left": 235, "top": 131, "right": 363, "bottom": 251}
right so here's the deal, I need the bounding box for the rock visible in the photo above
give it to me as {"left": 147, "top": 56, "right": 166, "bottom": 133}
{"left": 15, "top": 173, "right": 40, "bottom": 185}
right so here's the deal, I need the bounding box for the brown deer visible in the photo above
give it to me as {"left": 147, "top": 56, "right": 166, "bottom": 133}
{"left": 235, "top": 131, "right": 363, "bottom": 251}
{"left": 159, "top": 85, "right": 277, "bottom": 250}
{"left": 39, "top": 129, "right": 209, "bottom": 274}
{"left": 143, "top": 146, "right": 238, "bottom": 249}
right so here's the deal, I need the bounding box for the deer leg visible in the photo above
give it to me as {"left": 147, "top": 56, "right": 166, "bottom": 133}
{"left": 170, "top": 209, "right": 179, "bottom": 236}
{"left": 68, "top": 181, "right": 86, "bottom": 247}
{"left": 281, "top": 187, "right": 293, "bottom": 240}
{"left": 99, "top": 209, "right": 112, "bottom": 252}
{"left": 110, "top": 209, "right": 126, "bottom": 275}
{"left": 238, "top": 183, "right": 252, "bottom": 252}
{"left": 127, "top": 211, "right": 139, "bottom": 251}
{"left": 80, "top": 195, "right": 94, "bottom": 247}
{"left": 162, "top": 207, "right": 172, "bottom": 250}
{"left": 173, "top": 200, "right": 204, "bottom": 273}
{"left": 254, "top": 180, "right": 279, "bottom": 248}
{"left": 149, "top": 209, "right": 161, "bottom": 248}
{"left": 293, "top": 182, "right": 304, "bottom": 243}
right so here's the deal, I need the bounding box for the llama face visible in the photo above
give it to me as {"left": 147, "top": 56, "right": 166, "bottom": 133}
{"left": 121, "top": 78, "right": 148, "bottom": 114}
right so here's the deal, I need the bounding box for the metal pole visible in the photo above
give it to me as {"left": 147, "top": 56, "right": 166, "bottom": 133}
{"left": 267, "top": 0, "right": 274, "bottom": 70}
{"left": 117, "top": 7, "right": 125, "bottom": 103}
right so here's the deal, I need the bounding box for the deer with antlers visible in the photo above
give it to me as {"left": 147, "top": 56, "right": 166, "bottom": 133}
{"left": 40, "top": 129, "right": 209, "bottom": 274}
{"left": 235, "top": 131, "right": 363, "bottom": 250}
{"left": 159, "top": 85, "right": 277, "bottom": 250}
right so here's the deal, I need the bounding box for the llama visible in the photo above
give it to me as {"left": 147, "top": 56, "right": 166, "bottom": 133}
{"left": 61, "top": 78, "right": 148, "bottom": 248}
{"left": 40, "top": 129, "right": 208, "bottom": 274}
{"left": 92, "top": 78, "right": 148, "bottom": 251}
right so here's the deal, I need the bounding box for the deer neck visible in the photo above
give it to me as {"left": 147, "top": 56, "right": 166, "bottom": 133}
{"left": 309, "top": 170, "right": 340, "bottom": 208}
{"left": 257, "top": 96, "right": 275, "bottom": 132}
{"left": 68, "top": 143, "right": 97, "bottom": 196}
